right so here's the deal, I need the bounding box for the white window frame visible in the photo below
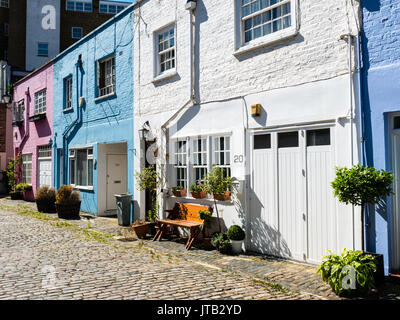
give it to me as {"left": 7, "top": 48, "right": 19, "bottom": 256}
{"left": 170, "top": 135, "right": 232, "bottom": 195}
{"left": 99, "top": 1, "right": 127, "bottom": 14}
{"left": 71, "top": 27, "right": 83, "bottom": 39}
{"left": 192, "top": 138, "right": 208, "bottom": 184}
{"left": 38, "top": 145, "right": 52, "bottom": 160}
{"left": 66, "top": 0, "right": 92, "bottom": 12}
{"left": 22, "top": 154, "right": 32, "bottom": 184}
{"left": 13, "top": 99, "right": 24, "bottom": 122}
{"left": 174, "top": 140, "right": 187, "bottom": 189}
{"left": 34, "top": 89, "right": 47, "bottom": 115}
{"left": 154, "top": 23, "right": 176, "bottom": 80}
{"left": 0, "top": 0, "right": 9, "bottom": 8}
{"left": 69, "top": 147, "right": 94, "bottom": 188}
{"left": 234, "top": 0, "right": 299, "bottom": 55}
{"left": 64, "top": 76, "right": 73, "bottom": 110}
{"left": 97, "top": 55, "right": 115, "bottom": 98}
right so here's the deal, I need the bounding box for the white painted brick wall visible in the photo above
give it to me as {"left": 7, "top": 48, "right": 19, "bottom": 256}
{"left": 134, "top": 0, "right": 360, "bottom": 116}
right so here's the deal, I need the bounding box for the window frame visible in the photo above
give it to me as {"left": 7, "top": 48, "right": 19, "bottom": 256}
{"left": 66, "top": 0, "right": 93, "bottom": 12}
{"left": 37, "top": 43, "right": 49, "bottom": 57}
{"left": 22, "top": 154, "right": 32, "bottom": 185}
{"left": 174, "top": 139, "right": 188, "bottom": 189}
{"left": 0, "top": 0, "right": 9, "bottom": 8}
{"left": 171, "top": 135, "right": 232, "bottom": 194}
{"left": 96, "top": 55, "right": 116, "bottom": 98}
{"left": 99, "top": 1, "right": 127, "bottom": 14}
{"left": 34, "top": 89, "right": 47, "bottom": 115}
{"left": 69, "top": 147, "right": 94, "bottom": 188}
{"left": 64, "top": 76, "right": 73, "bottom": 110}
{"left": 234, "top": 0, "right": 299, "bottom": 55}
{"left": 154, "top": 23, "right": 176, "bottom": 79}
{"left": 13, "top": 99, "right": 25, "bottom": 122}
{"left": 71, "top": 27, "right": 83, "bottom": 39}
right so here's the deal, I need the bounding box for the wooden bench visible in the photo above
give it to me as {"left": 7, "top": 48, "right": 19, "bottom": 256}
{"left": 153, "top": 202, "right": 213, "bottom": 250}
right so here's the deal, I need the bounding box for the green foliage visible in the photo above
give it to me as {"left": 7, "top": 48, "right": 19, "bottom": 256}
{"left": 202, "top": 166, "right": 235, "bottom": 195}
{"left": 199, "top": 210, "right": 212, "bottom": 234}
{"left": 6, "top": 154, "right": 22, "bottom": 192}
{"left": 190, "top": 183, "right": 206, "bottom": 192}
{"left": 227, "top": 225, "right": 245, "bottom": 241}
{"left": 331, "top": 165, "right": 394, "bottom": 207}
{"left": 56, "top": 185, "right": 81, "bottom": 204}
{"left": 134, "top": 166, "right": 162, "bottom": 192}
{"left": 317, "top": 249, "right": 377, "bottom": 296}
{"left": 172, "top": 185, "right": 184, "bottom": 191}
{"left": 15, "top": 183, "right": 32, "bottom": 192}
{"left": 148, "top": 200, "right": 159, "bottom": 222}
{"left": 211, "top": 232, "right": 232, "bottom": 254}
{"left": 35, "top": 185, "right": 56, "bottom": 202}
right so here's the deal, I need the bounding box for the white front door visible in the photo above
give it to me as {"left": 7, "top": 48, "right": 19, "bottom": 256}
{"left": 391, "top": 118, "right": 400, "bottom": 272}
{"left": 106, "top": 154, "right": 127, "bottom": 210}
{"left": 37, "top": 145, "right": 52, "bottom": 188}
{"left": 250, "top": 127, "right": 336, "bottom": 264}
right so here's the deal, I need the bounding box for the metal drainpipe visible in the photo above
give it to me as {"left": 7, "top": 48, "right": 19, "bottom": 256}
{"left": 62, "top": 56, "right": 83, "bottom": 184}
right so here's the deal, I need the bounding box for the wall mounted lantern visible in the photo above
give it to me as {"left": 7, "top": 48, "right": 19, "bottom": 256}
{"left": 250, "top": 104, "right": 261, "bottom": 118}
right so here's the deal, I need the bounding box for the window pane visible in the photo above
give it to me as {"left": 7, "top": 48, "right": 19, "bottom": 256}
{"left": 70, "top": 159, "right": 75, "bottom": 185}
{"left": 88, "top": 159, "right": 93, "bottom": 186}
{"left": 77, "top": 149, "right": 87, "bottom": 185}
{"left": 394, "top": 116, "right": 400, "bottom": 129}
{"left": 278, "top": 131, "right": 298, "bottom": 148}
{"left": 306, "top": 129, "right": 331, "bottom": 146}
{"left": 254, "top": 134, "right": 271, "bottom": 149}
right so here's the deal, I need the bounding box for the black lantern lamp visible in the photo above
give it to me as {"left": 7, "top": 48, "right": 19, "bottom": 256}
{"left": 138, "top": 121, "right": 150, "bottom": 140}
{"left": 2, "top": 93, "right": 12, "bottom": 105}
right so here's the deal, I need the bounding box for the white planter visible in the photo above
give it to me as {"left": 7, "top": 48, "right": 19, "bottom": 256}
{"left": 230, "top": 240, "right": 243, "bottom": 254}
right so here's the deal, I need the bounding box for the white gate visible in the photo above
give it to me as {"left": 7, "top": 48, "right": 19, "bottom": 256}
{"left": 38, "top": 145, "right": 52, "bottom": 188}
{"left": 250, "top": 127, "right": 336, "bottom": 263}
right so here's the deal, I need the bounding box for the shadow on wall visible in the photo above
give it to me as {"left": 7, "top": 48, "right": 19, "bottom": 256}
{"left": 247, "top": 187, "right": 291, "bottom": 258}
{"left": 364, "top": 0, "right": 381, "bottom": 11}
{"left": 35, "top": 118, "right": 51, "bottom": 138}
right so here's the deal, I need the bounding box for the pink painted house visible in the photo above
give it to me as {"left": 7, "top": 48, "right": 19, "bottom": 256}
{"left": 12, "top": 60, "right": 54, "bottom": 200}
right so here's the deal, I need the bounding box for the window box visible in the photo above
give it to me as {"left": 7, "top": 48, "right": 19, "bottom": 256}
{"left": 214, "top": 191, "right": 231, "bottom": 201}
{"left": 172, "top": 188, "right": 187, "bottom": 197}
{"left": 191, "top": 191, "right": 207, "bottom": 199}
{"left": 28, "top": 113, "right": 46, "bottom": 122}
{"left": 12, "top": 120, "right": 23, "bottom": 127}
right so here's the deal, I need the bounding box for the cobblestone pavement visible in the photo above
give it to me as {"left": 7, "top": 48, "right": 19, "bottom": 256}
{"left": 0, "top": 199, "right": 318, "bottom": 300}
{"left": 1, "top": 198, "right": 400, "bottom": 300}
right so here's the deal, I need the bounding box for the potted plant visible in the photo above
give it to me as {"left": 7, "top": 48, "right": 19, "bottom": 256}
{"left": 135, "top": 165, "right": 162, "bottom": 227}
{"left": 131, "top": 219, "right": 149, "bottom": 239}
{"left": 172, "top": 185, "right": 187, "bottom": 197}
{"left": 35, "top": 185, "right": 56, "bottom": 213}
{"left": 16, "top": 183, "right": 33, "bottom": 201}
{"left": 190, "top": 183, "right": 207, "bottom": 199}
{"left": 331, "top": 164, "right": 394, "bottom": 283}
{"left": 55, "top": 185, "right": 81, "bottom": 220}
{"left": 317, "top": 249, "right": 377, "bottom": 297}
{"left": 6, "top": 157, "right": 22, "bottom": 200}
{"left": 227, "top": 225, "right": 245, "bottom": 254}
{"left": 203, "top": 166, "right": 236, "bottom": 232}
{"left": 199, "top": 209, "right": 212, "bottom": 249}
{"left": 211, "top": 232, "right": 232, "bottom": 254}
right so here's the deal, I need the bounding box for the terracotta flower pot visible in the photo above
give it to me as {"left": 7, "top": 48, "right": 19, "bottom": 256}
{"left": 191, "top": 190, "right": 207, "bottom": 199}
{"left": 172, "top": 189, "right": 187, "bottom": 197}
{"left": 23, "top": 189, "right": 35, "bottom": 202}
{"left": 56, "top": 202, "right": 81, "bottom": 220}
{"left": 203, "top": 237, "right": 212, "bottom": 249}
{"left": 213, "top": 191, "right": 231, "bottom": 201}
{"left": 132, "top": 223, "right": 148, "bottom": 239}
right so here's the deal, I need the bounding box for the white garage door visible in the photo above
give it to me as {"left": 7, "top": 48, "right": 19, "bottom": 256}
{"left": 38, "top": 146, "right": 52, "bottom": 188}
{"left": 250, "top": 128, "right": 336, "bottom": 264}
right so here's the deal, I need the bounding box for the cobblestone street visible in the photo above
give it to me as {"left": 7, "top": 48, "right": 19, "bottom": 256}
{"left": 1, "top": 199, "right": 400, "bottom": 300}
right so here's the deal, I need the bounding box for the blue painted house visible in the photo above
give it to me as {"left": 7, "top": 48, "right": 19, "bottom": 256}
{"left": 52, "top": 5, "right": 134, "bottom": 217}
{"left": 361, "top": 0, "right": 400, "bottom": 274}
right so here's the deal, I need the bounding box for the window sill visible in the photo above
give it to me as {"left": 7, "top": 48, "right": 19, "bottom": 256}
{"left": 152, "top": 70, "right": 178, "bottom": 84}
{"left": 72, "top": 185, "right": 94, "bottom": 191}
{"left": 28, "top": 113, "right": 46, "bottom": 122}
{"left": 233, "top": 26, "right": 298, "bottom": 57}
{"left": 63, "top": 107, "right": 73, "bottom": 113}
{"left": 168, "top": 195, "right": 233, "bottom": 203}
{"left": 94, "top": 92, "right": 116, "bottom": 102}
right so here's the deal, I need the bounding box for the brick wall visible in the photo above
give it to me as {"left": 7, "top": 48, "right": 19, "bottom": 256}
{"left": 134, "top": 0, "right": 360, "bottom": 116}
{"left": 362, "top": 0, "right": 400, "bottom": 69}
{"left": 0, "top": 106, "right": 5, "bottom": 152}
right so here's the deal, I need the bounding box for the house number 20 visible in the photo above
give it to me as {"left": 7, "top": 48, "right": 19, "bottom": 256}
{"left": 234, "top": 155, "right": 244, "bottom": 163}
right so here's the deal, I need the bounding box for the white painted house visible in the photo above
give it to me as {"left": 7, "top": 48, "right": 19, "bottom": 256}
{"left": 133, "top": 0, "right": 362, "bottom": 264}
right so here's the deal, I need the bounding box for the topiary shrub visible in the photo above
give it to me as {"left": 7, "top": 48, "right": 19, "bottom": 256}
{"left": 55, "top": 185, "right": 81, "bottom": 219}
{"left": 227, "top": 225, "right": 245, "bottom": 241}
{"left": 35, "top": 185, "right": 56, "bottom": 213}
